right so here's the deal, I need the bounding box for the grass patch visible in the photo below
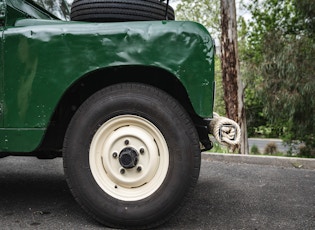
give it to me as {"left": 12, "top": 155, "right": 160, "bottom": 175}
{"left": 208, "top": 142, "right": 230, "bottom": 153}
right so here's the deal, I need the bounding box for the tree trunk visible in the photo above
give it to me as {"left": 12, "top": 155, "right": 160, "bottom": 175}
{"left": 220, "top": 0, "right": 248, "bottom": 154}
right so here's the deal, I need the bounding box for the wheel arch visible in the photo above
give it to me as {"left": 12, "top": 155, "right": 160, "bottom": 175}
{"left": 38, "top": 65, "right": 201, "bottom": 153}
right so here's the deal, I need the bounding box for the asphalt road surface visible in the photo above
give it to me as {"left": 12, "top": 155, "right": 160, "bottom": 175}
{"left": 0, "top": 157, "right": 314, "bottom": 230}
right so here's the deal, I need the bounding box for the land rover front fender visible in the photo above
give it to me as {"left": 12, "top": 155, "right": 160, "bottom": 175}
{"left": 1, "top": 20, "right": 215, "bottom": 152}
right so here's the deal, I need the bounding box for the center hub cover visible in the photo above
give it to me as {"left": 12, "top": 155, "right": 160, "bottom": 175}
{"left": 119, "top": 147, "right": 139, "bottom": 169}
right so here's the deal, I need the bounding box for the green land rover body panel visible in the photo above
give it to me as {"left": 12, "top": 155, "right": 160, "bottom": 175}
{"left": 0, "top": 0, "right": 215, "bottom": 153}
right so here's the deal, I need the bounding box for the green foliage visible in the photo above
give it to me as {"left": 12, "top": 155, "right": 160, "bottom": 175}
{"left": 260, "top": 34, "right": 315, "bottom": 144}
{"left": 238, "top": 7, "right": 268, "bottom": 138}
{"left": 250, "top": 144, "right": 260, "bottom": 155}
{"left": 208, "top": 142, "right": 229, "bottom": 153}
{"left": 298, "top": 146, "right": 315, "bottom": 158}
{"left": 213, "top": 56, "right": 225, "bottom": 116}
{"left": 294, "top": 0, "right": 315, "bottom": 36}
{"left": 175, "top": 0, "right": 220, "bottom": 38}
{"left": 242, "top": 0, "right": 315, "bottom": 156}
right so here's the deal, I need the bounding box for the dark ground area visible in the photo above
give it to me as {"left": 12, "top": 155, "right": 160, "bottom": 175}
{"left": 0, "top": 157, "right": 314, "bottom": 229}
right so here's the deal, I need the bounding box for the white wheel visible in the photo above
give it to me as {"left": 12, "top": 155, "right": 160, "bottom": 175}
{"left": 63, "top": 83, "right": 201, "bottom": 228}
{"left": 89, "top": 115, "right": 169, "bottom": 201}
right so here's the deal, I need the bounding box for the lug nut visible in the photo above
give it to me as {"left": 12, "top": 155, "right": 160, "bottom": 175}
{"left": 120, "top": 169, "right": 125, "bottom": 174}
{"left": 112, "top": 152, "right": 118, "bottom": 158}
{"left": 124, "top": 139, "right": 129, "bottom": 145}
{"left": 137, "top": 166, "right": 142, "bottom": 172}
{"left": 140, "top": 148, "right": 145, "bottom": 154}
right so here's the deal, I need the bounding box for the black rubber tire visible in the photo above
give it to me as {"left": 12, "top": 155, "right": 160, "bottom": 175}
{"left": 63, "top": 83, "right": 200, "bottom": 229}
{"left": 70, "top": 0, "right": 175, "bottom": 22}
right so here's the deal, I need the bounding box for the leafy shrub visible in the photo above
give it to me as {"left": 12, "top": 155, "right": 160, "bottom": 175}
{"left": 298, "top": 146, "right": 315, "bottom": 158}
{"left": 250, "top": 144, "right": 260, "bottom": 155}
{"left": 208, "top": 142, "right": 229, "bottom": 153}
{"left": 264, "top": 142, "right": 278, "bottom": 155}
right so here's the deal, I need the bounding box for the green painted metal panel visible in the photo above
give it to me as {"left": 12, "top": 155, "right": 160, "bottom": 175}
{"left": 1, "top": 1, "right": 215, "bottom": 152}
{"left": 0, "top": 128, "right": 44, "bottom": 151}
{"left": 3, "top": 20, "right": 214, "bottom": 127}
{"left": 0, "top": 12, "right": 3, "bottom": 127}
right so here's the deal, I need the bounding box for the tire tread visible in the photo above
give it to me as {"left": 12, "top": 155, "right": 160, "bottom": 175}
{"left": 70, "top": 0, "right": 175, "bottom": 22}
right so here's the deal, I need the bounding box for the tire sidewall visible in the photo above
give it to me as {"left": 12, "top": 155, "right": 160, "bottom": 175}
{"left": 64, "top": 84, "right": 200, "bottom": 226}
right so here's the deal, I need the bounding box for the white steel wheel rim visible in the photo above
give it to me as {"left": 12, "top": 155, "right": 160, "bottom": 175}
{"left": 89, "top": 115, "right": 169, "bottom": 201}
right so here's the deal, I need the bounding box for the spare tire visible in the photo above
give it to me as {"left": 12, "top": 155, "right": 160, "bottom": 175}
{"left": 70, "top": 0, "right": 175, "bottom": 22}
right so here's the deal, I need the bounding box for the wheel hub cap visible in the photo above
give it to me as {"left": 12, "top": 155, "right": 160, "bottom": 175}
{"left": 119, "top": 147, "right": 139, "bottom": 169}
